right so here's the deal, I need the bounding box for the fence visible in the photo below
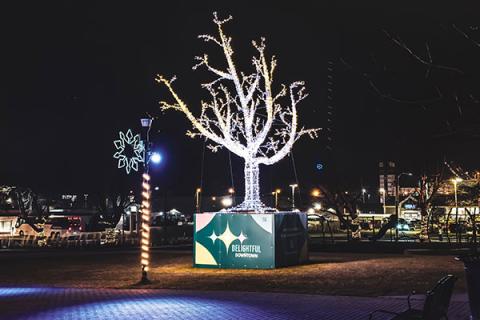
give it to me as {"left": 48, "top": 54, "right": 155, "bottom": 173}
{"left": 308, "top": 214, "right": 480, "bottom": 245}
{"left": 0, "top": 227, "right": 193, "bottom": 249}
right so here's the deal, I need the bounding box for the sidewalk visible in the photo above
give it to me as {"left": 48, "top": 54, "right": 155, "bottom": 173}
{"left": 0, "top": 287, "right": 470, "bottom": 320}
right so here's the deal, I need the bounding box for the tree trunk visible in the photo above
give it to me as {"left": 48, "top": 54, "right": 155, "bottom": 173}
{"left": 239, "top": 159, "right": 264, "bottom": 211}
{"left": 419, "top": 209, "right": 429, "bottom": 242}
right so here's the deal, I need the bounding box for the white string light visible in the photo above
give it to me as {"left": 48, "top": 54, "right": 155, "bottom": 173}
{"left": 156, "top": 12, "right": 320, "bottom": 212}
{"left": 141, "top": 173, "right": 151, "bottom": 273}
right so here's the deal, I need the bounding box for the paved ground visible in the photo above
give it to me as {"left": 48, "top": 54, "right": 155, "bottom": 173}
{"left": 0, "top": 250, "right": 467, "bottom": 296}
{"left": 0, "top": 287, "right": 470, "bottom": 320}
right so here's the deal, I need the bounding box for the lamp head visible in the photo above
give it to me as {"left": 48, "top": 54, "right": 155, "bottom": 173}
{"left": 140, "top": 118, "right": 153, "bottom": 128}
{"left": 150, "top": 152, "right": 162, "bottom": 164}
{"left": 311, "top": 188, "right": 321, "bottom": 197}
{"left": 221, "top": 197, "right": 233, "bottom": 207}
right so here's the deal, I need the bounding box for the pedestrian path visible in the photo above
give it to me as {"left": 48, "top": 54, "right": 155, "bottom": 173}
{"left": 0, "top": 287, "right": 470, "bottom": 319}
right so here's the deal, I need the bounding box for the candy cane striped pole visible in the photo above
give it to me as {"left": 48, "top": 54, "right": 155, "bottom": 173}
{"left": 140, "top": 172, "right": 151, "bottom": 282}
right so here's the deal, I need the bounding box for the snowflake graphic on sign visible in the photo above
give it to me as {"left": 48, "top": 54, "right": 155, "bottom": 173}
{"left": 113, "top": 129, "right": 144, "bottom": 174}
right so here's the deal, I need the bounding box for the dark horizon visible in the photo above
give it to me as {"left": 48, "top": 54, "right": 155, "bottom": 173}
{"left": 2, "top": 1, "right": 480, "bottom": 197}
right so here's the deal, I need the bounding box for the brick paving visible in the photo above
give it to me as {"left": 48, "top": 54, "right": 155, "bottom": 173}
{"left": 0, "top": 287, "right": 470, "bottom": 320}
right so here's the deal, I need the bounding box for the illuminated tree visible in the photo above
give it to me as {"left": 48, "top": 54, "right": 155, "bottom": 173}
{"left": 156, "top": 13, "right": 319, "bottom": 212}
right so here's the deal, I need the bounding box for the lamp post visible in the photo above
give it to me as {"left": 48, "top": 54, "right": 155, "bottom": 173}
{"left": 452, "top": 177, "right": 463, "bottom": 242}
{"left": 195, "top": 188, "right": 201, "bottom": 213}
{"left": 395, "top": 172, "right": 413, "bottom": 242}
{"left": 362, "top": 188, "right": 367, "bottom": 203}
{"left": 452, "top": 177, "right": 462, "bottom": 210}
{"left": 290, "top": 184, "right": 298, "bottom": 211}
{"left": 272, "top": 188, "right": 281, "bottom": 209}
{"left": 379, "top": 188, "right": 386, "bottom": 214}
{"left": 228, "top": 187, "right": 235, "bottom": 205}
{"left": 140, "top": 117, "right": 152, "bottom": 284}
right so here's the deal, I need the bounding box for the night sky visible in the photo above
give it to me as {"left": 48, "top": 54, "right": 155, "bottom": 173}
{"left": 2, "top": 1, "right": 480, "bottom": 198}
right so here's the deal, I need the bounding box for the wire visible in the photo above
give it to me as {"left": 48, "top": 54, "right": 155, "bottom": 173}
{"left": 198, "top": 137, "right": 207, "bottom": 212}
{"left": 228, "top": 151, "right": 235, "bottom": 189}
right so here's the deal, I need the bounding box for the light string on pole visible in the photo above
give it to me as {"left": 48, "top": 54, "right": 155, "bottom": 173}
{"left": 113, "top": 118, "right": 160, "bottom": 283}
{"left": 140, "top": 117, "right": 153, "bottom": 284}
{"left": 140, "top": 172, "right": 151, "bottom": 281}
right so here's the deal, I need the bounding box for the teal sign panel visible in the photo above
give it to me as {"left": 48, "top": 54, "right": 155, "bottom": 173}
{"left": 194, "top": 212, "right": 308, "bottom": 269}
{"left": 194, "top": 213, "right": 275, "bottom": 269}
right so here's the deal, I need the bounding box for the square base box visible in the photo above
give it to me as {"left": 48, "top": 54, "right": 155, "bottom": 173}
{"left": 193, "top": 211, "right": 308, "bottom": 269}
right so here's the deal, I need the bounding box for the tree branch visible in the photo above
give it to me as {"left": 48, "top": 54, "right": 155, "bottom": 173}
{"left": 382, "top": 30, "right": 465, "bottom": 75}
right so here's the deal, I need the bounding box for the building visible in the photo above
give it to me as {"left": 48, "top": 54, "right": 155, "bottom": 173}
{"left": 379, "top": 161, "right": 396, "bottom": 197}
{"left": 0, "top": 209, "right": 20, "bottom": 235}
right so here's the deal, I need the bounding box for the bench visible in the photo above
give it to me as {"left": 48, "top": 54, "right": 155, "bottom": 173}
{"left": 369, "top": 275, "right": 457, "bottom": 320}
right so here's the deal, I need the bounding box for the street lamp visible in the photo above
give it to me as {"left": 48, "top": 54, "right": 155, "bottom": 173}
{"left": 395, "top": 172, "right": 413, "bottom": 241}
{"left": 289, "top": 184, "right": 298, "bottom": 211}
{"left": 311, "top": 188, "right": 321, "bottom": 198}
{"left": 272, "top": 188, "right": 281, "bottom": 209}
{"left": 362, "top": 188, "right": 367, "bottom": 203}
{"left": 221, "top": 197, "right": 233, "bottom": 207}
{"left": 195, "top": 188, "right": 201, "bottom": 213}
{"left": 379, "top": 188, "right": 386, "bottom": 214}
{"left": 150, "top": 152, "right": 162, "bottom": 164}
{"left": 228, "top": 187, "right": 235, "bottom": 205}
{"left": 451, "top": 177, "right": 463, "bottom": 209}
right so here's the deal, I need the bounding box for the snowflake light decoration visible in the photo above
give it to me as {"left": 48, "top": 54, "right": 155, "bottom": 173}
{"left": 113, "top": 129, "right": 144, "bottom": 174}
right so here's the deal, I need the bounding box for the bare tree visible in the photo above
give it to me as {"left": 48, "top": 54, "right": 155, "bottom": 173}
{"left": 416, "top": 173, "right": 443, "bottom": 242}
{"left": 458, "top": 179, "right": 480, "bottom": 250}
{"left": 318, "top": 186, "right": 362, "bottom": 235}
{"left": 0, "top": 185, "right": 46, "bottom": 219}
{"left": 156, "top": 13, "right": 319, "bottom": 212}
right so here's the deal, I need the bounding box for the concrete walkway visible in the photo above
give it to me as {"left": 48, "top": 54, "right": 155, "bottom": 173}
{"left": 0, "top": 287, "right": 470, "bottom": 320}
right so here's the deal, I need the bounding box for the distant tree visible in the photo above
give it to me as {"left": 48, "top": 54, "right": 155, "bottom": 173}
{"left": 416, "top": 173, "right": 443, "bottom": 242}
{"left": 457, "top": 179, "right": 480, "bottom": 244}
{"left": 318, "top": 186, "right": 362, "bottom": 238}
{"left": 457, "top": 179, "right": 480, "bottom": 206}
{"left": 0, "top": 185, "right": 47, "bottom": 219}
{"left": 88, "top": 192, "right": 133, "bottom": 231}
